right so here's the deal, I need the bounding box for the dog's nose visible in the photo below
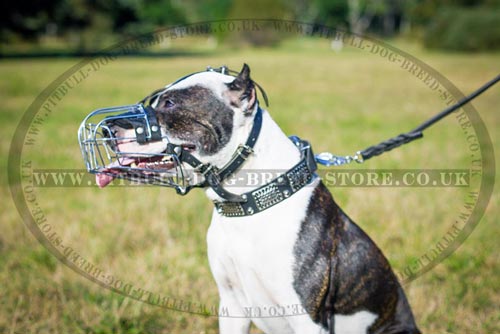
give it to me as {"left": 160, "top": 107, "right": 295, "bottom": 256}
{"left": 102, "top": 127, "right": 112, "bottom": 139}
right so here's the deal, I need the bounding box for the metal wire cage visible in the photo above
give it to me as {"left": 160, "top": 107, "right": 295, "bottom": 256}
{"left": 77, "top": 103, "right": 187, "bottom": 190}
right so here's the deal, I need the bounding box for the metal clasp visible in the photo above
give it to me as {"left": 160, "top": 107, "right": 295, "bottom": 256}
{"left": 195, "top": 163, "right": 218, "bottom": 176}
{"left": 206, "top": 65, "right": 228, "bottom": 75}
{"left": 315, "top": 152, "right": 363, "bottom": 166}
{"left": 236, "top": 144, "right": 254, "bottom": 160}
{"left": 353, "top": 151, "right": 364, "bottom": 164}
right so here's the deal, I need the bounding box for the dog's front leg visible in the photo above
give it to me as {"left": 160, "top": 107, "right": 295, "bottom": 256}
{"left": 212, "top": 266, "right": 252, "bottom": 333}
{"left": 208, "top": 223, "right": 251, "bottom": 333}
{"left": 218, "top": 293, "right": 251, "bottom": 334}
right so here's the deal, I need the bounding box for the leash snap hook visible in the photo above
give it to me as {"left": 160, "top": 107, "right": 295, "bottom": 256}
{"left": 353, "top": 151, "right": 364, "bottom": 164}
{"left": 315, "top": 151, "right": 365, "bottom": 166}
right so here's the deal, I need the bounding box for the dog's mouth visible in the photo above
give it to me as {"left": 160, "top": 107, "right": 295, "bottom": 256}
{"left": 95, "top": 143, "right": 196, "bottom": 188}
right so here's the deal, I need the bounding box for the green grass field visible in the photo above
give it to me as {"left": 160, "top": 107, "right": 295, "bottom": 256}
{"left": 1, "top": 38, "right": 499, "bottom": 333}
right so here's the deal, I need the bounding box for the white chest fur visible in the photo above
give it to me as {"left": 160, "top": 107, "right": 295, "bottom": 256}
{"left": 207, "top": 179, "right": 326, "bottom": 333}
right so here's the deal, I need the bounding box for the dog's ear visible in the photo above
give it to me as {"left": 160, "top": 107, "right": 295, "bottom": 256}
{"left": 226, "top": 63, "right": 256, "bottom": 114}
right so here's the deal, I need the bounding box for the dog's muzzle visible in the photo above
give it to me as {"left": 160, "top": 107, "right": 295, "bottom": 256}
{"left": 78, "top": 103, "right": 189, "bottom": 191}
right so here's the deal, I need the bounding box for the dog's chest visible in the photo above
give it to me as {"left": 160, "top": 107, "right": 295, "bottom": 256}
{"left": 207, "top": 180, "right": 320, "bottom": 319}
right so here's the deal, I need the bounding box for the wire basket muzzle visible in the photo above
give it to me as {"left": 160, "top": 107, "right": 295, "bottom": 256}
{"left": 77, "top": 103, "right": 188, "bottom": 191}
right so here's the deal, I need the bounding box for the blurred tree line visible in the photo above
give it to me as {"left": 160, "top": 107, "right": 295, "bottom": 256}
{"left": 1, "top": 0, "right": 499, "bottom": 51}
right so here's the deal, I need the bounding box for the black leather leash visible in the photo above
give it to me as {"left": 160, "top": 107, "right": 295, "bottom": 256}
{"left": 359, "top": 74, "right": 500, "bottom": 161}
{"left": 316, "top": 74, "right": 500, "bottom": 166}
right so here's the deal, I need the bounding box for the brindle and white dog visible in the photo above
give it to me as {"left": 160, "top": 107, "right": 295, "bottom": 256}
{"left": 102, "top": 64, "right": 421, "bottom": 334}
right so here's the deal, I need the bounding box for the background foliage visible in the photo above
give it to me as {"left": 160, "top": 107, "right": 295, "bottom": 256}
{"left": 2, "top": 0, "right": 500, "bottom": 51}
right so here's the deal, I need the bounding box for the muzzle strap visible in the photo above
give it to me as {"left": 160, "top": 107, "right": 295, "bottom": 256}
{"left": 144, "top": 106, "right": 162, "bottom": 143}
{"left": 217, "top": 108, "right": 262, "bottom": 182}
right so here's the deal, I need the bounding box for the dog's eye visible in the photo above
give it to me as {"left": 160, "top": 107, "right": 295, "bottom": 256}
{"left": 164, "top": 99, "right": 175, "bottom": 108}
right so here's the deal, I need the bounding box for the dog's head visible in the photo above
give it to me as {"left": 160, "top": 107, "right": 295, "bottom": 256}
{"left": 151, "top": 63, "right": 257, "bottom": 157}
{"left": 93, "top": 64, "right": 260, "bottom": 188}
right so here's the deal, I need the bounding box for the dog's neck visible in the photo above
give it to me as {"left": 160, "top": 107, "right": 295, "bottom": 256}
{"left": 205, "top": 109, "right": 301, "bottom": 201}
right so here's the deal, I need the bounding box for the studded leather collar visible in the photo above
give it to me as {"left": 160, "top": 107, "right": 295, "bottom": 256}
{"left": 214, "top": 136, "right": 318, "bottom": 217}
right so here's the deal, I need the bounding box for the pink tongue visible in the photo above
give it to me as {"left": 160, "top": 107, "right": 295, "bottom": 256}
{"left": 95, "top": 158, "right": 135, "bottom": 188}
{"left": 96, "top": 173, "right": 115, "bottom": 188}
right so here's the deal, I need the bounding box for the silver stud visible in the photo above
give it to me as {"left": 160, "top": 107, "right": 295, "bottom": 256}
{"left": 151, "top": 125, "right": 159, "bottom": 132}
{"left": 277, "top": 176, "right": 284, "bottom": 184}
{"left": 284, "top": 190, "right": 290, "bottom": 197}
{"left": 242, "top": 194, "right": 247, "bottom": 201}
{"left": 174, "top": 146, "right": 182, "bottom": 155}
{"left": 136, "top": 127, "right": 144, "bottom": 134}
{"left": 217, "top": 206, "right": 223, "bottom": 213}
{"left": 247, "top": 207, "right": 254, "bottom": 215}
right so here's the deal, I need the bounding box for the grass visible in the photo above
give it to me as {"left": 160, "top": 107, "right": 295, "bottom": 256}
{"left": 1, "top": 37, "right": 499, "bottom": 333}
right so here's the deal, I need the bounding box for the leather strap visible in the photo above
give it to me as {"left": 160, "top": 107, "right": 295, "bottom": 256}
{"left": 167, "top": 108, "right": 263, "bottom": 202}
{"left": 217, "top": 108, "right": 262, "bottom": 181}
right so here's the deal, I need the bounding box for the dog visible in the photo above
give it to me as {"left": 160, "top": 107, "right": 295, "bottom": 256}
{"left": 95, "top": 64, "right": 421, "bottom": 334}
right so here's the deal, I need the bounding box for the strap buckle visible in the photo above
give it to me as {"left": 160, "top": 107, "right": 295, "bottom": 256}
{"left": 236, "top": 144, "right": 254, "bottom": 160}
{"left": 196, "top": 163, "right": 218, "bottom": 176}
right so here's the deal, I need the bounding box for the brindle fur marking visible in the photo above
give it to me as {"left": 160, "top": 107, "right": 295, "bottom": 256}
{"left": 155, "top": 85, "right": 234, "bottom": 155}
{"left": 293, "top": 182, "right": 421, "bottom": 334}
